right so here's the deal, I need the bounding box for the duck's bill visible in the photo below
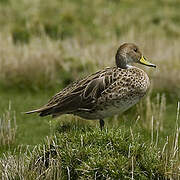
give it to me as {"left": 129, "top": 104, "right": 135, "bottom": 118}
{"left": 139, "top": 56, "right": 156, "bottom": 68}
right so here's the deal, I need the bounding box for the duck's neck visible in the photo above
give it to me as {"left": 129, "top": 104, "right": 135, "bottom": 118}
{"left": 115, "top": 53, "right": 131, "bottom": 69}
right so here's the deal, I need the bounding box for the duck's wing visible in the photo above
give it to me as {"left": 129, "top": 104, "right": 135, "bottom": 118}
{"left": 26, "top": 68, "right": 116, "bottom": 117}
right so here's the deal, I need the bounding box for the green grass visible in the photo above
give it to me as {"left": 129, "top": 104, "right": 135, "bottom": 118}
{"left": 0, "top": 124, "right": 179, "bottom": 179}
{"left": 0, "top": 89, "right": 179, "bottom": 178}
{"left": 34, "top": 128, "right": 168, "bottom": 179}
{"left": 1, "top": 0, "right": 180, "bottom": 42}
{"left": 0, "top": 89, "right": 54, "bottom": 146}
{"left": 0, "top": 87, "right": 177, "bottom": 146}
{"left": 0, "top": 88, "right": 178, "bottom": 155}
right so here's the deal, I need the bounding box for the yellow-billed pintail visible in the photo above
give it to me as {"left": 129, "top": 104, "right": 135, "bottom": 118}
{"left": 26, "top": 43, "right": 156, "bottom": 130}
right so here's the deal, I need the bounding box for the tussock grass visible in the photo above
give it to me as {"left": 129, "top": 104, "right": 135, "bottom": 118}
{"left": 0, "top": 103, "right": 17, "bottom": 147}
{"left": 0, "top": 95, "right": 179, "bottom": 179}
{"left": 0, "top": 124, "right": 179, "bottom": 179}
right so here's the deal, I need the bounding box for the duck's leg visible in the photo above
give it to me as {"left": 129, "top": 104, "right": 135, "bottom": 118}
{"left": 99, "top": 119, "right": 105, "bottom": 131}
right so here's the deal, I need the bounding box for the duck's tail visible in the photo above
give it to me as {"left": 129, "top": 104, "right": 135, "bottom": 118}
{"left": 25, "top": 105, "right": 56, "bottom": 117}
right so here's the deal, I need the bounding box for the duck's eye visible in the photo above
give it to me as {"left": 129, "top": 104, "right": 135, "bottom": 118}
{"left": 134, "top": 48, "right": 137, "bottom": 52}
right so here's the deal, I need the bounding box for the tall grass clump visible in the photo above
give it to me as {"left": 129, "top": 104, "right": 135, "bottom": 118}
{"left": 137, "top": 93, "right": 166, "bottom": 132}
{"left": 161, "top": 101, "right": 180, "bottom": 179}
{"left": 0, "top": 144, "right": 62, "bottom": 180}
{"left": 0, "top": 103, "right": 17, "bottom": 147}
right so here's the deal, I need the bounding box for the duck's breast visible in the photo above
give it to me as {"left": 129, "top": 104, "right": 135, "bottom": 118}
{"left": 95, "top": 67, "right": 150, "bottom": 118}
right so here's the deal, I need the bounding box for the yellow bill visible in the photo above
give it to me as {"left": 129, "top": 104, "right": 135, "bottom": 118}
{"left": 139, "top": 56, "right": 156, "bottom": 68}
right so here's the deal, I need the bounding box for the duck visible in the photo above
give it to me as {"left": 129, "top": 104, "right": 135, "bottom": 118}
{"left": 26, "top": 43, "right": 156, "bottom": 130}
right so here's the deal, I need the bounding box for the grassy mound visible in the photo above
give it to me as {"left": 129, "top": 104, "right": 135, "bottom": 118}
{"left": 0, "top": 126, "right": 175, "bottom": 179}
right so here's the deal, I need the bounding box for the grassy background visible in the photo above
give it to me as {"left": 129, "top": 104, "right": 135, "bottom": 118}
{"left": 0, "top": 0, "right": 180, "bottom": 179}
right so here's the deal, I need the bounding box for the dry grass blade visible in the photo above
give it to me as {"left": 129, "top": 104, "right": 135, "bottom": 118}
{"left": 0, "top": 102, "right": 17, "bottom": 147}
{"left": 0, "top": 141, "right": 62, "bottom": 180}
{"left": 137, "top": 93, "right": 166, "bottom": 132}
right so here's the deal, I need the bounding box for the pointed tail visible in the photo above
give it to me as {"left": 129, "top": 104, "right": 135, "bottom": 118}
{"left": 25, "top": 106, "right": 52, "bottom": 114}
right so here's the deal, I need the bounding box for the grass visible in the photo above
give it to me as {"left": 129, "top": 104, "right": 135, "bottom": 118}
{"left": 0, "top": 35, "right": 180, "bottom": 97}
{"left": 0, "top": 89, "right": 54, "bottom": 147}
{"left": 0, "top": 103, "right": 17, "bottom": 147}
{"left": 0, "top": 0, "right": 180, "bottom": 178}
{"left": 0, "top": 120, "right": 180, "bottom": 179}
{"left": 0, "top": 0, "right": 180, "bottom": 95}
{"left": 0, "top": 90, "right": 179, "bottom": 178}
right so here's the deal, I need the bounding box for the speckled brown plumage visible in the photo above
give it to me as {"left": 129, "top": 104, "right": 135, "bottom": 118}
{"left": 26, "top": 43, "right": 156, "bottom": 130}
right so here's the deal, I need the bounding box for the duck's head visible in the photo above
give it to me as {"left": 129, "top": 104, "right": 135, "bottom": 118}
{"left": 115, "top": 43, "right": 156, "bottom": 69}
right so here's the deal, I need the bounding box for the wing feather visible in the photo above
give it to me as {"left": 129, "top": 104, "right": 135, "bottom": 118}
{"left": 26, "top": 67, "right": 116, "bottom": 117}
